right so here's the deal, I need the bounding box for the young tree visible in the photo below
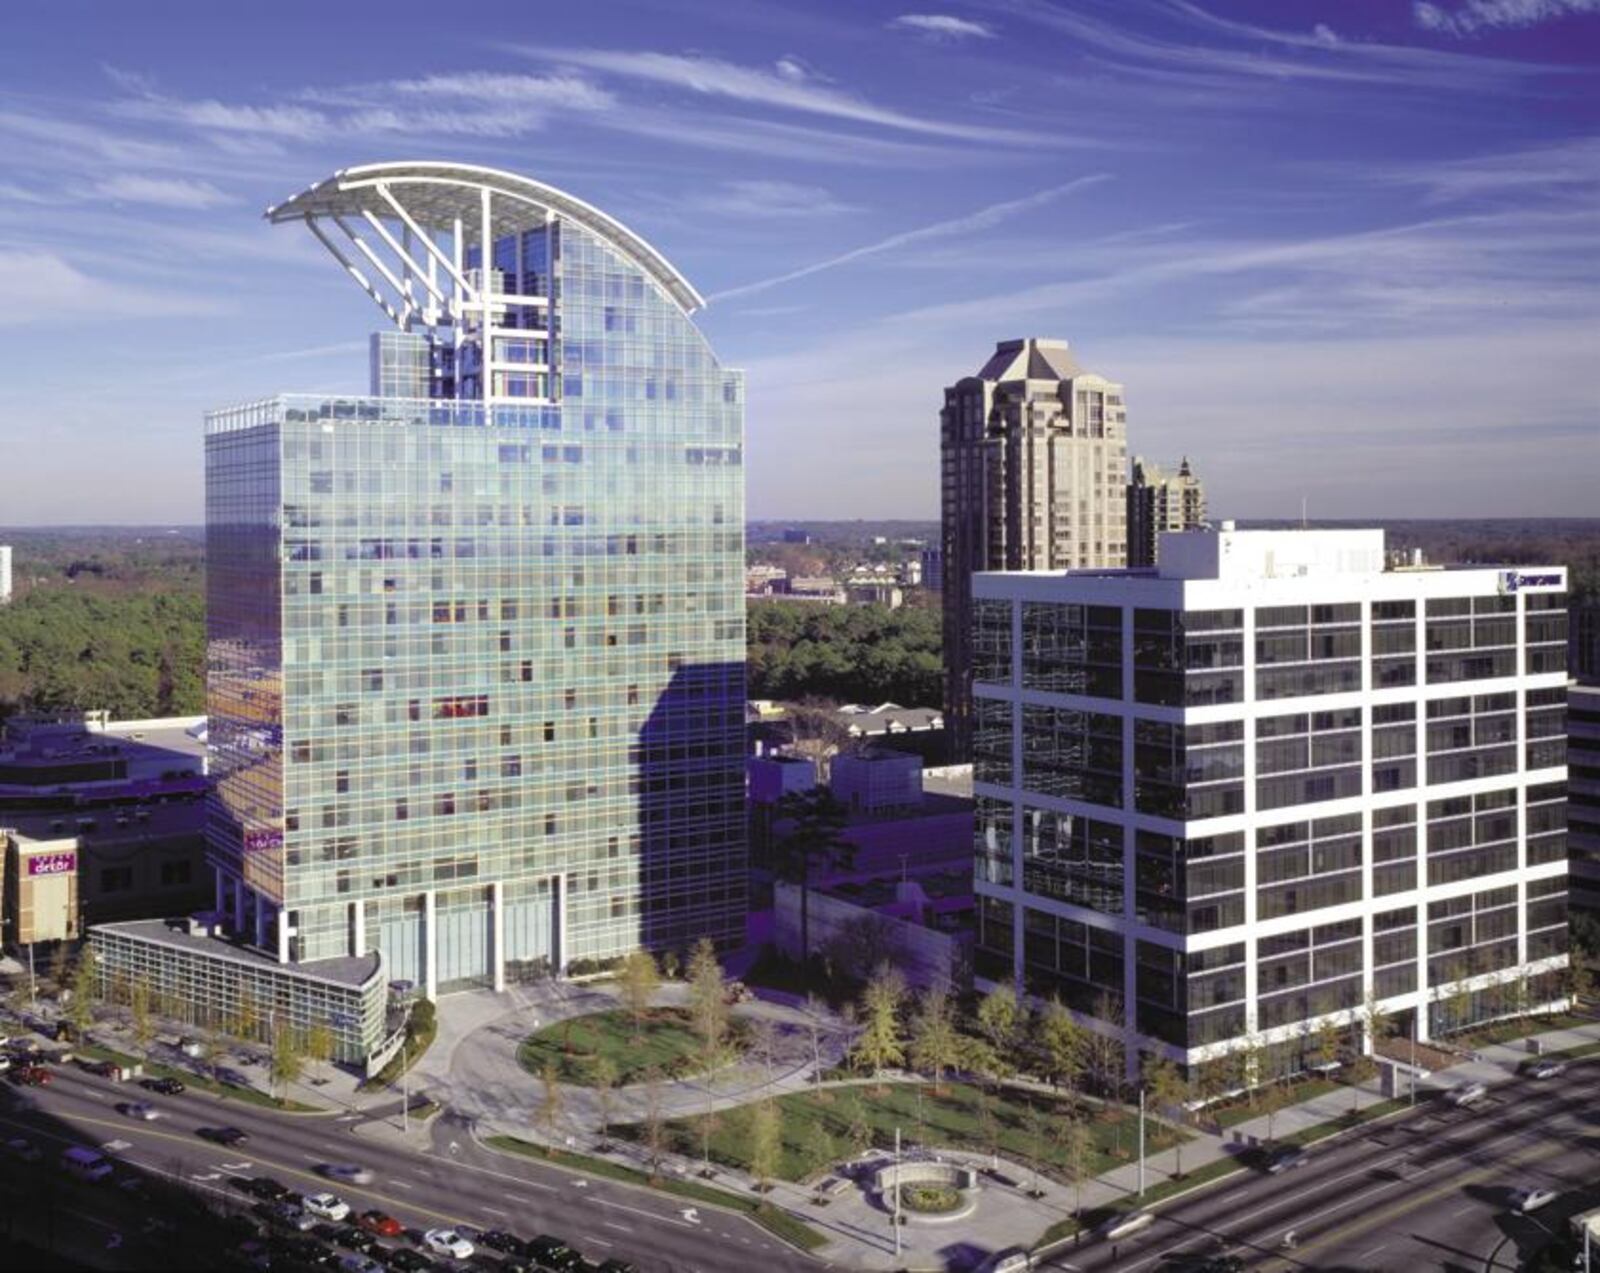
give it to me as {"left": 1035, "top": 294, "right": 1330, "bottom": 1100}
{"left": 1144, "top": 1055, "right": 1189, "bottom": 1179}
{"left": 976, "top": 1089, "right": 1002, "bottom": 1171}
{"left": 804, "top": 1121, "right": 836, "bottom": 1179}
{"left": 770, "top": 788, "right": 853, "bottom": 967}
{"left": 804, "top": 993, "right": 826, "bottom": 1091}
{"left": 617, "top": 950, "right": 660, "bottom": 1039}
{"left": 641, "top": 1069, "right": 667, "bottom": 1178}
{"left": 47, "top": 943, "right": 71, "bottom": 999}
{"left": 686, "top": 937, "right": 730, "bottom": 1062}
{"left": 269, "top": 1018, "right": 304, "bottom": 1105}
{"left": 1259, "top": 1080, "right": 1291, "bottom": 1144}
{"left": 1022, "top": 1100, "right": 1049, "bottom": 1197}
{"left": 130, "top": 975, "right": 155, "bottom": 1061}
{"left": 305, "top": 1020, "right": 336, "bottom": 1085}
{"left": 1314, "top": 1015, "right": 1342, "bottom": 1072}
{"left": 841, "top": 1089, "right": 874, "bottom": 1156}
{"left": 1037, "top": 997, "right": 1088, "bottom": 1101}
{"left": 200, "top": 1026, "right": 228, "bottom": 1094}
{"left": 68, "top": 947, "right": 98, "bottom": 1042}
{"left": 908, "top": 987, "right": 960, "bottom": 1092}
{"left": 537, "top": 1063, "right": 567, "bottom": 1149}
{"left": 591, "top": 1055, "right": 618, "bottom": 1148}
{"left": 1446, "top": 983, "right": 1473, "bottom": 1038}
{"left": 1567, "top": 958, "right": 1596, "bottom": 1011}
{"left": 749, "top": 1099, "right": 784, "bottom": 1197}
{"left": 850, "top": 964, "right": 906, "bottom": 1080}
{"left": 975, "top": 984, "right": 1020, "bottom": 1083}
{"left": 1055, "top": 1109, "right": 1094, "bottom": 1229}
{"left": 233, "top": 985, "right": 260, "bottom": 1046}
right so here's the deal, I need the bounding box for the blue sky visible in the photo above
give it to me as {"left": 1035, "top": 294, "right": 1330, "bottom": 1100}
{"left": 1, "top": 0, "right": 1597, "bottom": 524}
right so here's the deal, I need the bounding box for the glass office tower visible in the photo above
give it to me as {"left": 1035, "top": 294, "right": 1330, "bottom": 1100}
{"left": 200, "top": 165, "right": 746, "bottom": 1006}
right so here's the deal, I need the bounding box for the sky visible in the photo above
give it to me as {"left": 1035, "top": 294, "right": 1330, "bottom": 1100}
{"left": 1, "top": 0, "right": 1597, "bottom": 525}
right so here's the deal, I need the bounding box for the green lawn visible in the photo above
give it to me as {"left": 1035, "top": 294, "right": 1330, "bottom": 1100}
{"left": 616, "top": 1080, "right": 1167, "bottom": 1183}
{"left": 517, "top": 1009, "right": 747, "bottom": 1086}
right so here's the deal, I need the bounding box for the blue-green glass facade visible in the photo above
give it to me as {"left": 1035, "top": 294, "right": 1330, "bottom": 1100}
{"left": 205, "top": 216, "right": 745, "bottom": 996}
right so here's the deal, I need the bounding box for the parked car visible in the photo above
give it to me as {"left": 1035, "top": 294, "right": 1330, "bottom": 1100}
{"left": 1514, "top": 1187, "right": 1558, "bottom": 1213}
{"left": 117, "top": 1101, "right": 161, "bottom": 1122}
{"left": 240, "top": 1176, "right": 292, "bottom": 1201}
{"left": 525, "top": 1235, "right": 581, "bottom": 1269}
{"left": 305, "top": 1193, "right": 352, "bottom": 1222}
{"left": 422, "top": 1229, "right": 475, "bottom": 1261}
{"left": 385, "top": 1251, "right": 435, "bottom": 1272}
{"left": 143, "top": 1076, "right": 186, "bottom": 1095}
{"left": 200, "top": 1126, "right": 249, "bottom": 1146}
{"left": 268, "top": 1202, "right": 318, "bottom": 1233}
{"left": 1264, "top": 1145, "right": 1311, "bottom": 1175}
{"left": 338, "top": 1255, "right": 385, "bottom": 1273}
{"left": 597, "top": 1261, "right": 641, "bottom": 1273}
{"left": 334, "top": 1226, "right": 378, "bottom": 1254}
{"left": 478, "top": 1231, "right": 525, "bottom": 1255}
{"left": 358, "top": 1210, "right": 404, "bottom": 1238}
{"left": 1529, "top": 1060, "right": 1567, "bottom": 1080}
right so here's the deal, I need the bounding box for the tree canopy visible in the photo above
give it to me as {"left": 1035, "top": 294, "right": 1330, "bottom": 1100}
{"left": 747, "top": 600, "right": 941, "bottom": 707}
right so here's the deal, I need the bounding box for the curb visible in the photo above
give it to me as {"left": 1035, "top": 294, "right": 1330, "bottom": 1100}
{"left": 469, "top": 1123, "right": 829, "bottom": 1261}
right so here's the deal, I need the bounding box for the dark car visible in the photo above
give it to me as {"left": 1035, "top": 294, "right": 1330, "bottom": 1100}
{"left": 11, "top": 1066, "right": 50, "bottom": 1087}
{"left": 202, "top": 1126, "right": 250, "bottom": 1146}
{"left": 596, "top": 1262, "right": 640, "bottom": 1273}
{"left": 80, "top": 1058, "right": 120, "bottom": 1078}
{"left": 385, "top": 1252, "right": 435, "bottom": 1272}
{"left": 1263, "top": 1145, "right": 1310, "bottom": 1175}
{"left": 334, "top": 1225, "right": 378, "bottom": 1253}
{"left": 242, "top": 1176, "right": 293, "bottom": 1201}
{"left": 478, "top": 1231, "right": 524, "bottom": 1256}
{"left": 525, "top": 1235, "right": 581, "bottom": 1269}
{"left": 143, "top": 1076, "right": 186, "bottom": 1095}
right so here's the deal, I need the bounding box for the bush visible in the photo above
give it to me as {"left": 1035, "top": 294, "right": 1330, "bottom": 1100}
{"left": 900, "top": 1183, "right": 962, "bottom": 1213}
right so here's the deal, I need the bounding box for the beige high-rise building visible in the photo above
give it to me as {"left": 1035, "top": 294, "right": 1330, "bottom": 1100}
{"left": 1127, "top": 455, "right": 1207, "bottom": 568}
{"left": 940, "top": 338, "right": 1127, "bottom": 759}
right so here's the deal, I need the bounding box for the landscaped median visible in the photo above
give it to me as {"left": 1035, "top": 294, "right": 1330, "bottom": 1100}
{"left": 486, "top": 1135, "right": 827, "bottom": 1252}
{"left": 72, "top": 1040, "right": 318, "bottom": 1113}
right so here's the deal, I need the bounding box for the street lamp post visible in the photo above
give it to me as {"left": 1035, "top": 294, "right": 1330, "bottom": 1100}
{"left": 1137, "top": 1087, "right": 1146, "bottom": 1197}
{"left": 401, "top": 1042, "right": 410, "bottom": 1133}
{"left": 893, "top": 1126, "right": 902, "bottom": 1258}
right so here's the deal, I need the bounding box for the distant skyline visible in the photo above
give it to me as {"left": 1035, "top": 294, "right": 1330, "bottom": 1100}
{"left": 2, "top": 0, "right": 1597, "bottom": 523}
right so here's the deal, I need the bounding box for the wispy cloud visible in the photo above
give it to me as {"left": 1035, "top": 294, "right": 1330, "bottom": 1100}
{"left": 890, "top": 14, "right": 997, "bottom": 40}
{"left": 95, "top": 174, "right": 236, "bottom": 208}
{"left": 1414, "top": 0, "right": 1600, "bottom": 36}
{"left": 696, "top": 180, "right": 860, "bottom": 218}
{"left": 528, "top": 47, "right": 1047, "bottom": 144}
{"left": 998, "top": 0, "right": 1562, "bottom": 93}
{"left": 0, "top": 248, "right": 225, "bottom": 325}
{"left": 1366, "top": 134, "right": 1600, "bottom": 202}
{"left": 116, "top": 93, "right": 328, "bottom": 140}
{"left": 708, "top": 175, "right": 1108, "bottom": 303}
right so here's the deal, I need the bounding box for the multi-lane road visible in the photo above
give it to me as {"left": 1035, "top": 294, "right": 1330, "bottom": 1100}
{"left": 1044, "top": 1058, "right": 1600, "bottom": 1272}
{"left": 6, "top": 1046, "right": 1599, "bottom": 1272}
{"left": 0, "top": 1058, "right": 820, "bottom": 1273}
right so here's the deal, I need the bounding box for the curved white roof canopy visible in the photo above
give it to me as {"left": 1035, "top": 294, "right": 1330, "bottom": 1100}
{"left": 267, "top": 161, "right": 705, "bottom": 316}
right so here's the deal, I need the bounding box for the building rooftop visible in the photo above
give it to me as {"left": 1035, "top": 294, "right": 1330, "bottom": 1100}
{"left": 975, "top": 337, "right": 1086, "bottom": 383}
{"left": 95, "top": 918, "right": 382, "bottom": 990}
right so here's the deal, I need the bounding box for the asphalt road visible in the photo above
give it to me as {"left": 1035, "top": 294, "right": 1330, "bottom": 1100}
{"left": 0, "top": 1062, "right": 822, "bottom": 1273}
{"left": 1043, "top": 1060, "right": 1600, "bottom": 1273}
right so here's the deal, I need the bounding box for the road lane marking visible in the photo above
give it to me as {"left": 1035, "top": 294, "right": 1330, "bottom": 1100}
{"left": 482, "top": 1205, "right": 508, "bottom": 1216}
{"left": 391, "top": 1179, "right": 415, "bottom": 1190}
{"left": 603, "top": 1221, "right": 633, "bottom": 1232}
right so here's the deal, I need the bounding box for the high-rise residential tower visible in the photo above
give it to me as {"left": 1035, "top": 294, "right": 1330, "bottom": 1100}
{"left": 92, "top": 163, "right": 746, "bottom": 1061}
{"left": 1127, "top": 455, "right": 1206, "bottom": 568}
{"left": 940, "top": 338, "right": 1127, "bottom": 759}
{"left": 971, "top": 526, "right": 1569, "bottom": 1080}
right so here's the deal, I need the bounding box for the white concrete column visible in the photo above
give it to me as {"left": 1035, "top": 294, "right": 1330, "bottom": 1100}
{"left": 276, "top": 906, "right": 290, "bottom": 965}
{"left": 554, "top": 874, "right": 567, "bottom": 974}
{"left": 351, "top": 899, "right": 366, "bottom": 958}
{"left": 491, "top": 881, "right": 506, "bottom": 994}
{"left": 423, "top": 889, "right": 438, "bottom": 1000}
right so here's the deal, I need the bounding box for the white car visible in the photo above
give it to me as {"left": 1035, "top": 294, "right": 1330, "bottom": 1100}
{"left": 423, "top": 1228, "right": 475, "bottom": 1261}
{"left": 1514, "top": 1187, "right": 1558, "bottom": 1214}
{"left": 1450, "top": 1081, "right": 1489, "bottom": 1107}
{"left": 303, "top": 1192, "right": 351, "bottom": 1222}
{"left": 118, "top": 1101, "right": 161, "bottom": 1121}
{"left": 1529, "top": 1060, "right": 1566, "bottom": 1080}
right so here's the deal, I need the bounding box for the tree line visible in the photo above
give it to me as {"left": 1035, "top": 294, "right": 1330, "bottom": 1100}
{"left": 747, "top": 600, "right": 942, "bottom": 707}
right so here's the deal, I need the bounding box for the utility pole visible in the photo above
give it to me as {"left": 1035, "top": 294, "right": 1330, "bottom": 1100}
{"left": 401, "top": 1042, "right": 410, "bottom": 1133}
{"left": 28, "top": 944, "right": 36, "bottom": 1010}
{"left": 1137, "top": 1087, "right": 1146, "bottom": 1197}
{"left": 1409, "top": 1013, "right": 1417, "bottom": 1107}
{"left": 893, "top": 1126, "right": 902, "bottom": 1257}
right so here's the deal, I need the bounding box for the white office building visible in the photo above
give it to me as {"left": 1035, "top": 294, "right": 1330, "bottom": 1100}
{"left": 0, "top": 545, "right": 12, "bottom": 604}
{"left": 971, "top": 525, "right": 1569, "bottom": 1081}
